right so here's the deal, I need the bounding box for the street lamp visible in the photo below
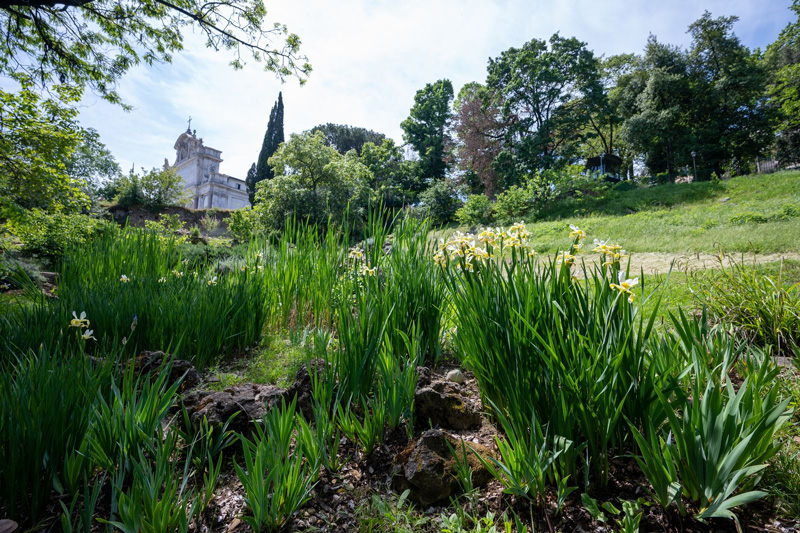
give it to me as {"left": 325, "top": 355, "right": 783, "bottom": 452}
{"left": 691, "top": 151, "right": 697, "bottom": 181}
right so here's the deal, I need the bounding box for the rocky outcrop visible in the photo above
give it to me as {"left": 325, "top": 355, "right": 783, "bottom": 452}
{"left": 132, "top": 351, "right": 201, "bottom": 392}
{"left": 392, "top": 429, "right": 495, "bottom": 506}
{"left": 415, "top": 379, "right": 482, "bottom": 430}
{"left": 181, "top": 383, "right": 285, "bottom": 434}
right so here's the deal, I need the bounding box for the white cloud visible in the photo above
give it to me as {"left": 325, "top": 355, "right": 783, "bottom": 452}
{"left": 75, "top": 0, "right": 794, "bottom": 179}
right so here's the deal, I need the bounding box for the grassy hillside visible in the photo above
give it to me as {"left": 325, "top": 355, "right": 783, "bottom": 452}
{"left": 446, "top": 170, "right": 800, "bottom": 254}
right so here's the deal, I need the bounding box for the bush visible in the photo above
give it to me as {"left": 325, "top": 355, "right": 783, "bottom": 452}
{"left": 493, "top": 184, "right": 534, "bottom": 223}
{"left": 228, "top": 207, "right": 258, "bottom": 243}
{"left": 114, "top": 168, "right": 188, "bottom": 210}
{"left": 455, "top": 194, "right": 493, "bottom": 226}
{"left": 143, "top": 213, "right": 185, "bottom": 234}
{"left": 418, "top": 180, "right": 462, "bottom": 226}
{"left": 9, "top": 210, "right": 115, "bottom": 264}
{"left": 200, "top": 213, "right": 220, "bottom": 234}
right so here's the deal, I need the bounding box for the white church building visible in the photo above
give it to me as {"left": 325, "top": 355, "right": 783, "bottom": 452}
{"left": 168, "top": 127, "right": 250, "bottom": 210}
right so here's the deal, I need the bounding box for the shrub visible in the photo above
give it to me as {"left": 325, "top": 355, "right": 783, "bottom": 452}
{"left": 691, "top": 256, "right": 800, "bottom": 356}
{"left": 9, "top": 209, "right": 115, "bottom": 263}
{"left": 143, "top": 213, "right": 185, "bottom": 234}
{"left": 418, "top": 180, "right": 462, "bottom": 226}
{"left": 493, "top": 184, "right": 534, "bottom": 223}
{"left": 228, "top": 207, "right": 258, "bottom": 243}
{"left": 200, "top": 213, "right": 220, "bottom": 234}
{"left": 455, "top": 194, "right": 493, "bottom": 226}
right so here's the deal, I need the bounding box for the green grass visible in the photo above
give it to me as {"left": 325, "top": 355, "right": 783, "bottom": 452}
{"left": 443, "top": 171, "right": 800, "bottom": 254}
{"left": 245, "top": 334, "right": 309, "bottom": 388}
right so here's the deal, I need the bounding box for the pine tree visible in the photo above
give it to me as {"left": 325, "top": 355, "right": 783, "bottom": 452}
{"left": 245, "top": 162, "right": 258, "bottom": 205}
{"left": 253, "top": 92, "right": 285, "bottom": 203}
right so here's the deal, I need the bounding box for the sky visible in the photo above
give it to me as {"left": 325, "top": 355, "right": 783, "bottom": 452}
{"left": 74, "top": 0, "right": 795, "bottom": 180}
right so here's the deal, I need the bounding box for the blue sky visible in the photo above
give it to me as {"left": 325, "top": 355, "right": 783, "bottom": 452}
{"left": 75, "top": 0, "right": 795, "bottom": 180}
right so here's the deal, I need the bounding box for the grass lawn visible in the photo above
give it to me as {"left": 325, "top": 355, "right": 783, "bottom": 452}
{"left": 440, "top": 170, "right": 800, "bottom": 254}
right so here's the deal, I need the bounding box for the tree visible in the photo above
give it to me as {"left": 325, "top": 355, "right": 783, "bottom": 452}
{"left": 486, "top": 34, "right": 602, "bottom": 178}
{"left": 114, "top": 167, "right": 188, "bottom": 209}
{"left": 686, "top": 12, "right": 774, "bottom": 175}
{"left": 452, "top": 82, "right": 505, "bottom": 197}
{"left": 254, "top": 130, "right": 371, "bottom": 233}
{"left": 401, "top": 79, "right": 454, "bottom": 182}
{"left": 253, "top": 92, "right": 284, "bottom": 203}
{"left": 359, "top": 139, "right": 420, "bottom": 208}
{"left": 619, "top": 38, "right": 694, "bottom": 176}
{"left": 766, "top": 0, "right": 800, "bottom": 165}
{"left": 0, "top": 76, "right": 88, "bottom": 220}
{"left": 0, "top": 0, "right": 310, "bottom": 106}
{"left": 66, "top": 128, "right": 121, "bottom": 203}
{"left": 244, "top": 162, "right": 258, "bottom": 205}
{"left": 310, "top": 123, "right": 386, "bottom": 155}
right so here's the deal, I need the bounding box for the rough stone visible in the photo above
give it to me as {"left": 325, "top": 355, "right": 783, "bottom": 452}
{"left": 284, "top": 359, "right": 331, "bottom": 420}
{"left": 132, "top": 351, "right": 201, "bottom": 392}
{"left": 416, "top": 366, "right": 432, "bottom": 388}
{"left": 392, "top": 429, "right": 495, "bottom": 506}
{"left": 181, "top": 383, "right": 285, "bottom": 434}
{"left": 415, "top": 379, "right": 482, "bottom": 430}
{"left": 446, "top": 368, "right": 465, "bottom": 384}
{"left": 0, "top": 520, "right": 19, "bottom": 533}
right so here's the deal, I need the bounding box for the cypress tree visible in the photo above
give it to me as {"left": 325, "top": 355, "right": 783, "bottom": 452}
{"left": 253, "top": 92, "right": 285, "bottom": 203}
{"left": 245, "top": 163, "right": 258, "bottom": 205}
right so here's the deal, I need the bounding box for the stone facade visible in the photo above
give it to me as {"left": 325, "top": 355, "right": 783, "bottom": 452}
{"left": 169, "top": 129, "right": 249, "bottom": 210}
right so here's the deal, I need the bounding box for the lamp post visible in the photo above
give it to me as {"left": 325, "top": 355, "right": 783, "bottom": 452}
{"left": 691, "top": 151, "right": 697, "bottom": 181}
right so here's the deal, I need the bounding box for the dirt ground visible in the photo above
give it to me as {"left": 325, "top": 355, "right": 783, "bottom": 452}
{"left": 578, "top": 251, "right": 800, "bottom": 276}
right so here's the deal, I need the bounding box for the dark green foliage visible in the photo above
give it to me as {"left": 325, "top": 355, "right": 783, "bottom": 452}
{"left": 456, "top": 194, "right": 493, "bottom": 226}
{"left": 620, "top": 14, "right": 774, "bottom": 177}
{"left": 252, "top": 92, "right": 285, "bottom": 204}
{"left": 311, "top": 123, "right": 386, "bottom": 155}
{"left": 418, "top": 180, "right": 462, "bottom": 226}
{"left": 401, "top": 79, "right": 454, "bottom": 181}
{"left": 254, "top": 131, "right": 372, "bottom": 236}
{"left": 9, "top": 210, "right": 116, "bottom": 264}
{"left": 360, "top": 139, "right": 422, "bottom": 208}
{"left": 244, "top": 163, "right": 258, "bottom": 206}
{"left": 487, "top": 34, "right": 602, "bottom": 175}
{"left": 765, "top": 1, "right": 800, "bottom": 162}
{"left": 0, "top": 351, "right": 114, "bottom": 521}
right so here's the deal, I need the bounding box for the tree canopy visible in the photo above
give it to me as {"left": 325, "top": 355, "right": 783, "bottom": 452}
{"left": 254, "top": 130, "right": 371, "bottom": 232}
{"left": 310, "top": 123, "right": 386, "bottom": 155}
{"left": 0, "top": 0, "right": 310, "bottom": 106}
{"left": 401, "top": 79, "right": 454, "bottom": 182}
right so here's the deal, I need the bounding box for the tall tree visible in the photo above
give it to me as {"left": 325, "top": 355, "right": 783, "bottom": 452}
{"left": 619, "top": 37, "right": 694, "bottom": 176}
{"left": 401, "top": 79, "right": 454, "bottom": 182}
{"left": 359, "top": 138, "right": 421, "bottom": 207}
{"left": 0, "top": 77, "right": 88, "bottom": 219}
{"left": 253, "top": 92, "right": 284, "bottom": 204}
{"left": 766, "top": 0, "right": 800, "bottom": 165}
{"left": 687, "top": 12, "right": 774, "bottom": 175}
{"left": 486, "top": 34, "right": 602, "bottom": 180}
{"left": 244, "top": 163, "right": 258, "bottom": 205}
{"left": 0, "top": 0, "right": 310, "bottom": 107}
{"left": 452, "top": 82, "right": 505, "bottom": 197}
{"left": 310, "top": 123, "right": 386, "bottom": 155}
